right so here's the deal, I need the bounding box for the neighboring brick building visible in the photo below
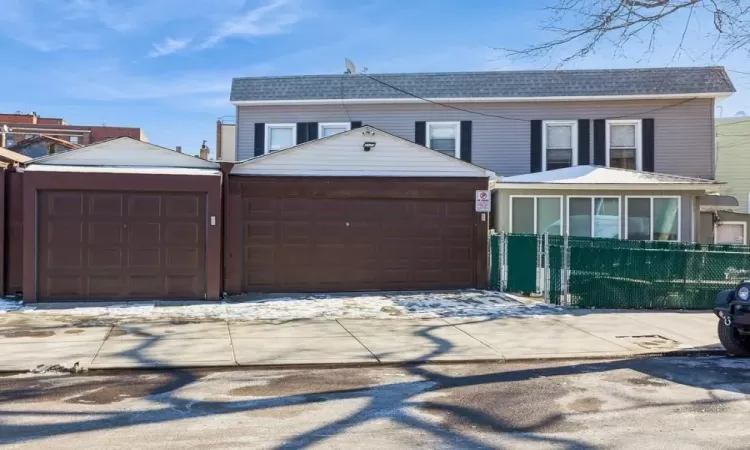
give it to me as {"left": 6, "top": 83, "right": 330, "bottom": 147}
{"left": 0, "top": 112, "right": 147, "bottom": 148}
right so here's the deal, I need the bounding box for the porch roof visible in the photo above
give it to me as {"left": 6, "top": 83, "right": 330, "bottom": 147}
{"left": 494, "top": 166, "right": 721, "bottom": 191}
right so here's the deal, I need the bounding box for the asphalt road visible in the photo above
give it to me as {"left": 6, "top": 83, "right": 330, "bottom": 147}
{"left": 2, "top": 357, "right": 750, "bottom": 449}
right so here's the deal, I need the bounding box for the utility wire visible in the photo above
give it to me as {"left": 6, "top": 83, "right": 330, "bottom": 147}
{"left": 340, "top": 75, "right": 353, "bottom": 122}
{"left": 359, "top": 73, "right": 699, "bottom": 122}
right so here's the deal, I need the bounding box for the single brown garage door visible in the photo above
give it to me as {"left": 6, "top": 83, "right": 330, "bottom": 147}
{"left": 37, "top": 191, "right": 206, "bottom": 301}
{"left": 239, "top": 178, "right": 481, "bottom": 292}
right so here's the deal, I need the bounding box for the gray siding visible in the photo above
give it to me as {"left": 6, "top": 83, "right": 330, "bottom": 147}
{"left": 237, "top": 98, "right": 715, "bottom": 178}
{"left": 492, "top": 189, "right": 698, "bottom": 243}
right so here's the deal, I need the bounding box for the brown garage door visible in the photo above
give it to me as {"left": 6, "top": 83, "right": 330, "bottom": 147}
{"left": 38, "top": 191, "right": 206, "bottom": 301}
{"left": 240, "top": 178, "right": 481, "bottom": 292}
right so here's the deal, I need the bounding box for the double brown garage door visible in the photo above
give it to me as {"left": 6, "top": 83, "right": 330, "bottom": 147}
{"left": 37, "top": 191, "right": 206, "bottom": 301}
{"left": 240, "top": 178, "right": 481, "bottom": 292}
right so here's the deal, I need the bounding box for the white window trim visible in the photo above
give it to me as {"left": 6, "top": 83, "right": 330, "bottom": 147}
{"left": 426, "top": 121, "right": 461, "bottom": 158}
{"left": 566, "top": 196, "right": 621, "bottom": 238}
{"left": 605, "top": 119, "right": 642, "bottom": 171}
{"left": 714, "top": 221, "right": 747, "bottom": 245}
{"left": 542, "top": 120, "right": 578, "bottom": 171}
{"left": 625, "top": 196, "right": 681, "bottom": 242}
{"left": 509, "top": 195, "right": 563, "bottom": 234}
{"left": 264, "top": 123, "right": 297, "bottom": 154}
{"left": 318, "top": 122, "right": 351, "bottom": 138}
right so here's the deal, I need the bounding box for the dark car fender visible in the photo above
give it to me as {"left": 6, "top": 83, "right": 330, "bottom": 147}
{"left": 715, "top": 288, "right": 735, "bottom": 319}
{"left": 716, "top": 289, "right": 735, "bottom": 308}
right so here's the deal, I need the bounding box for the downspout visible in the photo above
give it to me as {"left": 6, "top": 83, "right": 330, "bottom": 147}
{"left": 218, "top": 161, "right": 235, "bottom": 297}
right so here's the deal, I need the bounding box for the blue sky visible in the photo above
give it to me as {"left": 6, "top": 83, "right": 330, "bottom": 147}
{"left": 2, "top": 0, "right": 749, "bottom": 155}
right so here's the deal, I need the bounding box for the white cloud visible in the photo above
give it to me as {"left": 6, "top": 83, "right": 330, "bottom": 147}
{"left": 199, "top": 0, "right": 304, "bottom": 49}
{"left": 149, "top": 37, "right": 191, "bottom": 57}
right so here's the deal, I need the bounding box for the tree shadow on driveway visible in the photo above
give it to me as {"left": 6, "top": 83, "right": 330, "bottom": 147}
{"left": 0, "top": 319, "right": 747, "bottom": 449}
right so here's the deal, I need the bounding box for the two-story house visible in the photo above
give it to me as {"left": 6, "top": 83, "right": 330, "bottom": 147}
{"left": 229, "top": 66, "right": 734, "bottom": 248}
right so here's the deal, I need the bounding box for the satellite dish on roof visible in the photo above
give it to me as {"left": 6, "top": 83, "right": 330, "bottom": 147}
{"left": 345, "top": 58, "right": 356, "bottom": 74}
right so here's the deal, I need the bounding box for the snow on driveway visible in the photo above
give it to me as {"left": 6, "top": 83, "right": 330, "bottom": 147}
{"left": 6, "top": 291, "right": 561, "bottom": 322}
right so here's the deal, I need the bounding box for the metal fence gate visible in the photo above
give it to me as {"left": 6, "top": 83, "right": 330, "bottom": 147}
{"left": 490, "top": 232, "right": 750, "bottom": 309}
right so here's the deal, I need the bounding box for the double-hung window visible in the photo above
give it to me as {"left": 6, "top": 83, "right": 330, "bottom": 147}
{"left": 543, "top": 121, "right": 577, "bottom": 171}
{"left": 626, "top": 196, "right": 680, "bottom": 241}
{"left": 510, "top": 196, "right": 563, "bottom": 235}
{"left": 607, "top": 120, "right": 641, "bottom": 170}
{"left": 265, "top": 124, "right": 296, "bottom": 153}
{"left": 568, "top": 197, "right": 621, "bottom": 238}
{"left": 319, "top": 122, "right": 350, "bottom": 138}
{"left": 426, "top": 122, "right": 460, "bottom": 157}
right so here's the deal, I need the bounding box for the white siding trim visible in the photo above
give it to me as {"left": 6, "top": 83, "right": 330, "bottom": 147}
{"left": 605, "top": 119, "right": 642, "bottom": 170}
{"left": 714, "top": 221, "right": 747, "bottom": 245}
{"left": 542, "top": 120, "right": 578, "bottom": 171}
{"left": 624, "top": 195, "right": 682, "bottom": 242}
{"left": 231, "top": 92, "right": 730, "bottom": 106}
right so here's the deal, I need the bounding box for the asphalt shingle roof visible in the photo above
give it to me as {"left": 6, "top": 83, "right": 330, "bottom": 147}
{"left": 230, "top": 66, "right": 735, "bottom": 102}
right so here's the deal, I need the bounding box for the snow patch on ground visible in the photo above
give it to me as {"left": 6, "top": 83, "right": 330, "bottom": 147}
{"left": 9, "top": 291, "right": 563, "bottom": 322}
{"left": 0, "top": 299, "right": 23, "bottom": 314}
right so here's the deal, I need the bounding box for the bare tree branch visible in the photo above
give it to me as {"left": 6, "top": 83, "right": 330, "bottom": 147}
{"left": 500, "top": 0, "right": 750, "bottom": 64}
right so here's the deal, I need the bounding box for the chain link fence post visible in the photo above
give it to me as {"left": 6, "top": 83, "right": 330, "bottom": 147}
{"left": 543, "top": 233, "right": 550, "bottom": 304}
{"left": 562, "top": 233, "right": 570, "bottom": 307}
{"left": 536, "top": 234, "right": 543, "bottom": 293}
{"left": 499, "top": 232, "right": 506, "bottom": 291}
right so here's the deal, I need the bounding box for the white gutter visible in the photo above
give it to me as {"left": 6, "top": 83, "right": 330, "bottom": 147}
{"left": 493, "top": 183, "right": 720, "bottom": 191}
{"left": 232, "top": 92, "right": 732, "bottom": 106}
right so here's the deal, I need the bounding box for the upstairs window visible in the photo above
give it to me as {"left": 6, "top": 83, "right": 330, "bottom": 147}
{"left": 265, "top": 124, "right": 296, "bottom": 153}
{"left": 607, "top": 120, "right": 641, "bottom": 170}
{"left": 319, "top": 123, "right": 350, "bottom": 138}
{"left": 543, "top": 121, "right": 577, "bottom": 171}
{"left": 426, "top": 122, "right": 460, "bottom": 157}
{"left": 70, "top": 136, "right": 80, "bottom": 144}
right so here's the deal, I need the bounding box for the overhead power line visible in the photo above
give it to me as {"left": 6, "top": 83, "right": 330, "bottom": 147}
{"left": 358, "top": 73, "right": 699, "bottom": 122}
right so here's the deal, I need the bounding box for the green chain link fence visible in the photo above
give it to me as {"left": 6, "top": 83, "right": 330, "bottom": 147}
{"left": 490, "top": 232, "right": 750, "bottom": 309}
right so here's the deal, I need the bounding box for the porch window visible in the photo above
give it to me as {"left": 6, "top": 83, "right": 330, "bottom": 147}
{"left": 543, "top": 121, "right": 577, "bottom": 171}
{"left": 426, "top": 122, "right": 460, "bottom": 157}
{"left": 568, "top": 197, "right": 621, "bottom": 238}
{"left": 319, "top": 122, "right": 350, "bottom": 138}
{"left": 626, "top": 197, "right": 680, "bottom": 241}
{"left": 607, "top": 120, "right": 641, "bottom": 170}
{"left": 510, "top": 196, "right": 562, "bottom": 235}
{"left": 265, "top": 124, "right": 296, "bottom": 153}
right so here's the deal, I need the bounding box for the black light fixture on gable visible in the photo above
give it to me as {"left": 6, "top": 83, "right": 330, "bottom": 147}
{"left": 363, "top": 141, "right": 376, "bottom": 152}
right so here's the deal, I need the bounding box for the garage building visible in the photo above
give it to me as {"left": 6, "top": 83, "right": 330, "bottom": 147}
{"left": 224, "top": 126, "right": 494, "bottom": 294}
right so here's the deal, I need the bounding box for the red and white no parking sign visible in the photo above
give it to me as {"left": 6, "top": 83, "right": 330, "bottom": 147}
{"left": 475, "top": 190, "right": 491, "bottom": 212}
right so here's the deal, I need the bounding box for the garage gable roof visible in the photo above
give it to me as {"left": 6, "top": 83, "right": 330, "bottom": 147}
{"left": 27, "top": 137, "right": 219, "bottom": 169}
{"left": 231, "top": 126, "right": 495, "bottom": 178}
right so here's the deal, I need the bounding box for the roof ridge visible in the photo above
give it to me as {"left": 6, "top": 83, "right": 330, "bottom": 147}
{"left": 232, "top": 66, "right": 727, "bottom": 81}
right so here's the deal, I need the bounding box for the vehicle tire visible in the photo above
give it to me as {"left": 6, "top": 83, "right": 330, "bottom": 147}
{"left": 717, "top": 320, "right": 750, "bottom": 356}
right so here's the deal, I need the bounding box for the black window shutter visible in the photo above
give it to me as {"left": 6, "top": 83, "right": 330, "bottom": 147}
{"left": 593, "top": 119, "right": 606, "bottom": 166}
{"left": 577, "top": 119, "right": 590, "bottom": 165}
{"left": 642, "top": 118, "right": 655, "bottom": 172}
{"left": 351, "top": 121, "right": 363, "bottom": 129}
{"left": 460, "top": 121, "right": 472, "bottom": 162}
{"left": 530, "top": 120, "right": 542, "bottom": 173}
{"left": 308, "top": 122, "right": 319, "bottom": 141}
{"left": 254, "top": 123, "right": 265, "bottom": 156}
{"left": 415, "top": 121, "right": 426, "bottom": 146}
{"left": 296, "top": 122, "right": 309, "bottom": 144}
